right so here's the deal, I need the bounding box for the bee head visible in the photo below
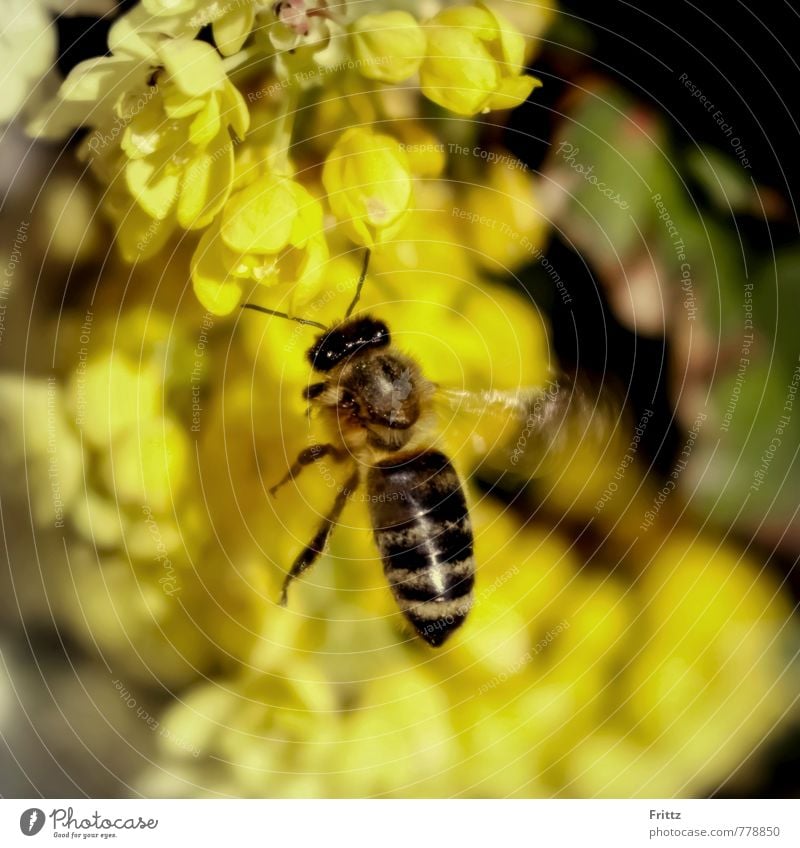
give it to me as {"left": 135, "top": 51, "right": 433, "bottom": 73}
{"left": 307, "top": 316, "right": 391, "bottom": 372}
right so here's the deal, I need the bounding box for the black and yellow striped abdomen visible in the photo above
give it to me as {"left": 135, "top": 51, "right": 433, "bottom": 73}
{"left": 367, "top": 451, "right": 474, "bottom": 646}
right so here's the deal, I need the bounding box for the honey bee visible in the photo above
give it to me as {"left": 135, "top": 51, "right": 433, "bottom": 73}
{"left": 244, "top": 250, "right": 600, "bottom": 646}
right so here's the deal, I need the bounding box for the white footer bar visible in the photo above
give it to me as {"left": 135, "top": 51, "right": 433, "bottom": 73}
{"left": 1, "top": 799, "right": 797, "bottom": 847}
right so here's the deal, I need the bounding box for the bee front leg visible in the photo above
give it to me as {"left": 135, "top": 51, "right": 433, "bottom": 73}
{"left": 280, "top": 468, "right": 360, "bottom": 606}
{"left": 269, "top": 443, "right": 345, "bottom": 496}
{"left": 304, "top": 382, "right": 325, "bottom": 419}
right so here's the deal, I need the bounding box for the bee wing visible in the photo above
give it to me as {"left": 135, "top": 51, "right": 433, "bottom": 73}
{"left": 433, "top": 376, "right": 617, "bottom": 477}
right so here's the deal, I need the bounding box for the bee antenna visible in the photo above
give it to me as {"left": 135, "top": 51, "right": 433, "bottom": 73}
{"left": 344, "top": 247, "right": 371, "bottom": 319}
{"left": 240, "top": 303, "right": 329, "bottom": 331}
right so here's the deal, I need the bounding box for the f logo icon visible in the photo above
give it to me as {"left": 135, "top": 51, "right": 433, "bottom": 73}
{"left": 19, "top": 808, "right": 45, "bottom": 836}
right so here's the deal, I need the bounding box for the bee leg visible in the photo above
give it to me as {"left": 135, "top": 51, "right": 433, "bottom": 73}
{"left": 303, "top": 382, "right": 325, "bottom": 400}
{"left": 280, "top": 468, "right": 360, "bottom": 605}
{"left": 303, "top": 383, "right": 325, "bottom": 419}
{"left": 269, "top": 443, "right": 344, "bottom": 496}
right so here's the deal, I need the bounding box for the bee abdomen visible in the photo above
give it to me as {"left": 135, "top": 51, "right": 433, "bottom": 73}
{"left": 367, "top": 451, "right": 475, "bottom": 647}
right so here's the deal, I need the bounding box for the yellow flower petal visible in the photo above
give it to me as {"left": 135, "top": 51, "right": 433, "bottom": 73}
{"left": 288, "top": 181, "right": 324, "bottom": 247}
{"left": 121, "top": 98, "right": 164, "bottom": 160}
{"left": 109, "top": 6, "right": 169, "bottom": 59}
{"left": 462, "top": 154, "right": 545, "bottom": 273}
{"left": 288, "top": 234, "right": 329, "bottom": 310}
{"left": 188, "top": 93, "right": 222, "bottom": 147}
{"left": 482, "top": 2, "right": 526, "bottom": 72}
{"left": 420, "top": 27, "right": 498, "bottom": 115}
{"left": 213, "top": 5, "right": 255, "bottom": 57}
{"left": 104, "top": 416, "right": 189, "bottom": 513}
{"left": 221, "top": 176, "right": 296, "bottom": 254}
{"left": 177, "top": 129, "right": 234, "bottom": 229}
{"left": 221, "top": 80, "right": 250, "bottom": 140}
{"left": 323, "top": 128, "right": 412, "bottom": 247}
{"left": 141, "top": 0, "right": 195, "bottom": 13}
{"left": 486, "top": 74, "right": 540, "bottom": 111}
{"left": 191, "top": 225, "right": 244, "bottom": 315}
{"left": 351, "top": 11, "right": 425, "bottom": 83}
{"left": 126, "top": 157, "right": 179, "bottom": 220}
{"left": 420, "top": 5, "right": 537, "bottom": 116}
{"left": 60, "top": 55, "right": 136, "bottom": 103}
{"left": 110, "top": 198, "right": 175, "bottom": 262}
{"left": 68, "top": 354, "right": 161, "bottom": 449}
{"left": 393, "top": 123, "right": 447, "bottom": 177}
{"left": 160, "top": 38, "right": 226, "bottom": 97}
{"left": 163, "top": 93, "right": 207, "bottom": 118}
{"left": 432, "top": 5, "right": 497, "bottom": 36}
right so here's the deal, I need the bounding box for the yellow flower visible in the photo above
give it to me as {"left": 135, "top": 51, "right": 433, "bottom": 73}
{"left": 67, "top": 353, "right": 162, "bottom": 449}
{"left": 54, "top": 547, "right": 217, "bottom": 687}
{"left": 391, "top": 122, "right": 447, "bottom": 177}
{"left": 101, "top": 416, "right": 190, "bottom": 513}
{"left": 117, "top": 38, "right": 248, "bottom": 241}
{"left": 322, "top": 127, "right": 413, "bottom": 246}
{"left": 31, "top": 12, "right": 250, "bottom": 260}
{"left": 460, "top": 152, "right": 547, "bottom": 272}
{"left": 191, "top": 172, "right": 328, "bottom": 315}
{"left": 420, "top": 4, "right": 542, "bottom": 115}
{"left": 141, "top": 0, "right": 255, "bottom": 56}
{"left": 350, "top": 11, "right": 426, "bottom": 84}
{"left": 29, "top": 5, "right": 187, "bottom": 139}
{"left": 152, "top": 663, "right": 340, "bottom": 796}
{"left": 269, "top": 0, "right": 350, "bottom": 81}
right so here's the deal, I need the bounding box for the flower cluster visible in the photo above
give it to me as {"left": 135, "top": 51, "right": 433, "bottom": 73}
{"left": 29, "top": 0, "right": 543, "bottom": 315}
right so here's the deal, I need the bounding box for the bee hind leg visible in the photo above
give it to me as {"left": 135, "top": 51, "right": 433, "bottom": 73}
{"left": 280, "top": 467, "right": 360, "bottom": 606}
{"left": 269, "top": 443, "right": 345, "bottom": 496}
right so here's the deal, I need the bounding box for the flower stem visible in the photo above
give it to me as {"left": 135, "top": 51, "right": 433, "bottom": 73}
{"left": 269, "top": 85, "right": 300, "bottom": 175}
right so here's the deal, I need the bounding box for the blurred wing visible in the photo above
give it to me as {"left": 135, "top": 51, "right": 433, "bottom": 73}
{"left": 433, "top": 376, "right": 617, "bottom": 477}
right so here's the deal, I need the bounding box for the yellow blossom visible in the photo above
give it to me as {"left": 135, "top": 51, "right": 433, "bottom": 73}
{"left": 369, "top": 181, "right": 474, "bottom": 285}
{"left": 269, "top": 0, "right": 350, "bottom": 80}
{"left": 460, "top": 153, "right": 547, "bottom": 272}
{"left": 322, "top": 127, "right": 413, "bottom": 246}
{"left": 390, "top": 122, "right": 447, "bottom": 177}
{"left": 350, "top": 11, "right": 426, "bottom": 84}
{"left": 67, "top": 353, "right": 161, "bottom": 449}
{"left": 120, "top": 38, "right": 248, "bottom": 235}
{"left": 191, "top": 172, "right": 329, "bottom": 315}
{"left": 420, "top": 4, "right": 542, "bottom": 115}
{"left": 141, "top": 0, "right": 255, "bottom": 56}
{"left": 101, "top": 416, "right": 190, "bottom": 513}
{"left": 31, "top": 14, "right": 250, "bottom": 260}
{"left": 29, "top": 5, "right": 183, "bottom": 139}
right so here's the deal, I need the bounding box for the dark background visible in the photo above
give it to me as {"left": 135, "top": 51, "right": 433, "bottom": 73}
{"left": 515, "top": 0, "right": 800, "bottom": 477}
{"left": 533, "top": 0, "right": 800, "bottom": 798}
